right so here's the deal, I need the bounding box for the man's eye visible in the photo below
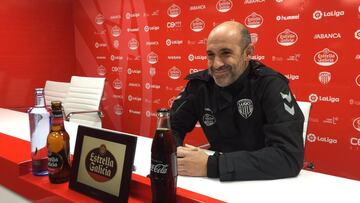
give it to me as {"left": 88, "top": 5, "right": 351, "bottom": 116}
{"left": 221, "top": 52, "right": 231, "bottom": 56}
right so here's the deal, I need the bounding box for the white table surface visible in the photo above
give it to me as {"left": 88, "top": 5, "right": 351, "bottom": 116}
{"left": 1, "top": 108, "right": 360, "bottom": 203}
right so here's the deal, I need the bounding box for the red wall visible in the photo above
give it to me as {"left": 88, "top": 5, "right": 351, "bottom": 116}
{"left": 72, "top": 0, "right": 360, "bottom": 181}
{"left": 0, "top": 0, "right": 75, "bottom": 108}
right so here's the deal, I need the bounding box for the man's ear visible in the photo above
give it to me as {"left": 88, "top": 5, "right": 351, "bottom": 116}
{"left": 245, "top": 43, "right": 254, "bottom": 60}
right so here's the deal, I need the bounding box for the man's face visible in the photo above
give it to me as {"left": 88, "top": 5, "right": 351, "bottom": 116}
{"left": 207, "top": 35, "right": 248, "bottom": 87}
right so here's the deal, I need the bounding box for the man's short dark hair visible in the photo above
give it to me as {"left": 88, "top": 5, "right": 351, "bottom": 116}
{"left": 240, "top": 28, "right": 251, "bottom": 51}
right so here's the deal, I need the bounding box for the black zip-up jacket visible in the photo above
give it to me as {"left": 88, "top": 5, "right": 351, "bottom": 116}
{"left": 170, "top": 60, "right": 304, "bottom": 181}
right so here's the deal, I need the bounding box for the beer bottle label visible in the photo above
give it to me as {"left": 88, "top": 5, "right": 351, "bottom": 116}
{"left": 48, "top": 151, "right": 64, "bottom": 174}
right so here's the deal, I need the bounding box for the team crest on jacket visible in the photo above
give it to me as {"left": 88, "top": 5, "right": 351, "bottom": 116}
{"left": 202, "top": 108, "right": 216, "bottom": 126}
{"left": 237, "top": 99, "right": 253, "bottom": 119}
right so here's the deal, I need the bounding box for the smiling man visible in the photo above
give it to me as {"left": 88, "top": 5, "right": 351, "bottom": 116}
{"left": 170, "top": 21, "right": 305, "bottom": 181}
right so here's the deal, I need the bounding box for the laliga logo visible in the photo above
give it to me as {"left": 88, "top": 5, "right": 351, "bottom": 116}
{"left": 307, "top": 133, "right": 316, "bottom": 143}
{"left": 308, "top": 93, "right": 318, "bottom": 103}
{"left": 113, "top": 104, "right": 123, "bottom": 116}
{"left": 353, "top": 117, "right": 360, "bottom": 132}
{"left": 190, "top": 18, "right": 205, "bottom": 32}
{"left": 147, "top": 52, "right": 158, "bottom": 64}
{"left": 167, "top": 4, "right": 181, "bottom": 18}
{"left": 276, "top": 29, "right": 298, "bottom": 46}
{"left": 216, "top": 0, "right": 233, "bottom": 13}
{"left": 245, "top": 12, "right": 264, "bottom": 28}
{"left": 355, "top": 29, "right": 360, "bottom": 40}
{"left": 166, "top": 39, "right": 172, "bottom": 46}
{"left": 95, "top": 14, "right": 105, "bottom": 25}
{"left": 314, "top": 48, "right": 338, "bottom": 66}
{"left": 313, "top": 10, "right": 323, "bottom": 20}
{"left": 188, "top": 54, "right": 195, "bottom": 61}
{"left": 318, "top": 71, "right": 331, "bottom": 85}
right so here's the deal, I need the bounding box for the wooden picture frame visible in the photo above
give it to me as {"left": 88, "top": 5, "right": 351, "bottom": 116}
{"left": 69, "top": 125, "right": 137, "bottom": 202}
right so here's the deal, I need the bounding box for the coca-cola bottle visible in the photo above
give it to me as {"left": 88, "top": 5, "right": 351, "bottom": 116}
{"left": 150, "top": 108, "right": 177, "bottom": 203}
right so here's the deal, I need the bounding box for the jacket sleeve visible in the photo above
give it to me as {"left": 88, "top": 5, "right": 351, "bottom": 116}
{"left": 215, "top": 77, "right": 305, "bottom": 181}
{"left": 170, "top": 80, "right": 199, "bottom": 146}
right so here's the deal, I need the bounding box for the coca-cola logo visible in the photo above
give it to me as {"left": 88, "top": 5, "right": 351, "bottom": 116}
{"left": 147, "top": 52, "right": 158, "bottom": 64}
{"left": 85, "top": 145, "right": 117, "bottom": 182}
{"left": 168, "top": 66, "right": 181, "bottom": 79}
{"left": 245, "top": 12, "right": 263, "bottom": 28}
{"left": 276, "top": 29, "right": 298, "bottom": 46}
{"left": 314, "top": 48, "right": 338, "bottom": 66}
{"left": 151, "top": 163, "right": 168, "bottom": 174}
{"left": 95, "top": 14, "right": 104, "bottom": 25}
{"left": 216, "top": 0, "right": 233, "bottom": 13}
{"left": 111, "top": 26, "right": 121, "bottom": 37}
{"left": 190, "top": 18, "right": 205, "bottom": 32}
{"left": 128, "top": 38, "right": 139, "bottom": 50}
{"left": 167, "top": 4, "right": 181, "bottom": 18}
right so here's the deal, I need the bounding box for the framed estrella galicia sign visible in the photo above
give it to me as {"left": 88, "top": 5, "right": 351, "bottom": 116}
{"left": 69, "top": 125, "right": 137, "bottom": 202}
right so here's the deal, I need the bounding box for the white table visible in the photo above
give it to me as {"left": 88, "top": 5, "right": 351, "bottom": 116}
{"left": 1, "top": 108, "right": 360, "bottom": 203}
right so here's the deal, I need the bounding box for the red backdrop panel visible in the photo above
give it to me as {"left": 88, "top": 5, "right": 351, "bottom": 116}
{"left": 72, "top": 0, "right": 360, "bottom": 180}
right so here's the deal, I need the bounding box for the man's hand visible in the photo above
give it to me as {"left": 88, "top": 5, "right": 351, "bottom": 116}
{"left": 177, "top": 144, "right": 209, "bottom": 177}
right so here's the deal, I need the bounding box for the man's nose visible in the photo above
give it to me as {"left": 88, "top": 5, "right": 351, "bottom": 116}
{"left": 212, "top": 56, "right": 224, "bottom": 69}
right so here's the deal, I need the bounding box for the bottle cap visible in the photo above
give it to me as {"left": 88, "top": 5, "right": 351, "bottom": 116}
{"left": 51, "top": 101, "right": 62, "bottom": 110}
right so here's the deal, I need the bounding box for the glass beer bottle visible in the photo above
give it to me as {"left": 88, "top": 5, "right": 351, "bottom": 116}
{"left": 47, "top": 101, "right": 71, "bottom": 183}
{"left": 150, "top": 108, "right": 177, "bottom": 203}
{"left": 28, "top": 88, "right": 51, "bottom": 176}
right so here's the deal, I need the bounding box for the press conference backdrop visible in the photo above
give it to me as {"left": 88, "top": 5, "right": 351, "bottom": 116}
{"left": 76, "top": 0, "right": 359, "bottom": 180}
